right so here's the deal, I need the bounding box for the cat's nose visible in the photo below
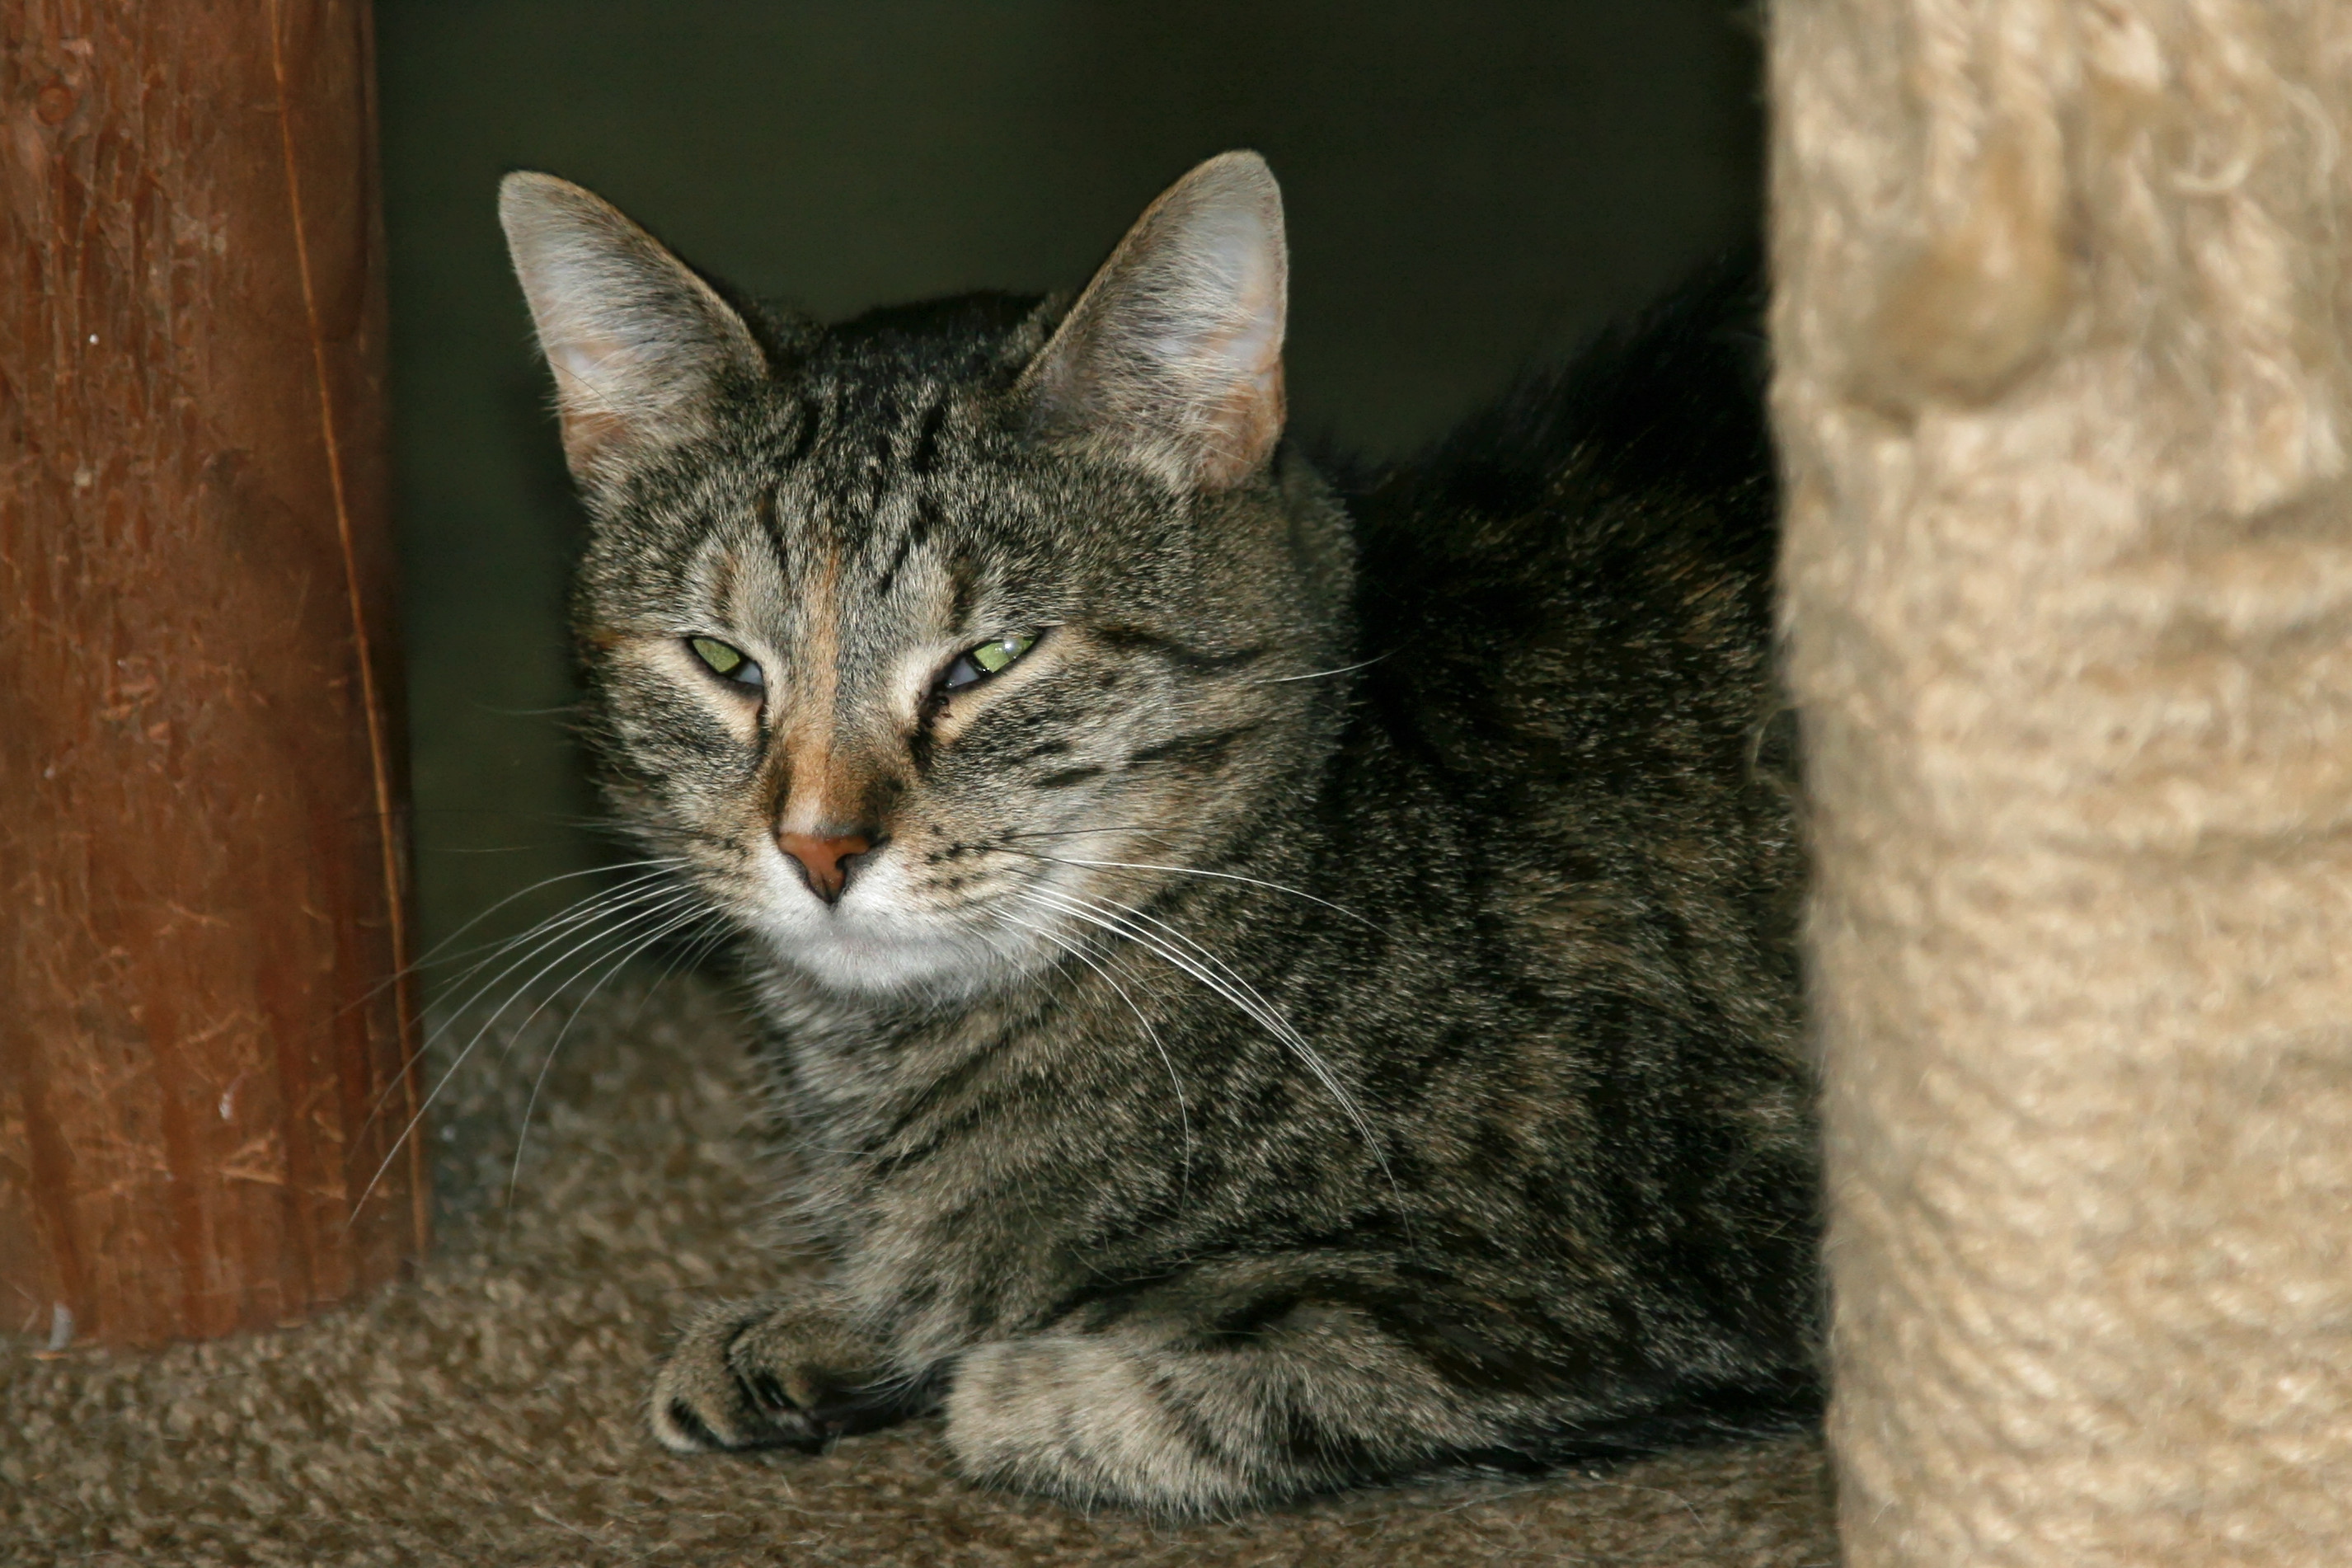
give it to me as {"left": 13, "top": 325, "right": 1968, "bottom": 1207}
{"left": 777, "top": 828, "right": 879, "bottom": 904}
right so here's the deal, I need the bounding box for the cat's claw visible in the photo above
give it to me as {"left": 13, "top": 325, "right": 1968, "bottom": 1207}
{"left": 650, "top": 1302, "right": 824, "bottom": 1453}
{"left": 650, "top": 1293, "right": 918, "bottom": 1455}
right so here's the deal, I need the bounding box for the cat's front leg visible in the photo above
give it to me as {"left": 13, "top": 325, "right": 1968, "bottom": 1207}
{"left": 943, "top": 1292, "right": 1501, "bottom": 1515}
{"left": 650, "top": 1289, "right": 933, "bottom": 1453}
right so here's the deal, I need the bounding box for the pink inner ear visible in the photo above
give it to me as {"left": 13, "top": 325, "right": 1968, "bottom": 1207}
{"left": 1192, "top": 244, "right": 1287, "bottom": 486}
{"left": 1197, "top": 359, "right": 1287, "bottom": 491}
{"left": 560, "top": 405, "right": 633, "bottom": 472}
{"left": 547, "top": 339, "right": 622, "bottom": 464}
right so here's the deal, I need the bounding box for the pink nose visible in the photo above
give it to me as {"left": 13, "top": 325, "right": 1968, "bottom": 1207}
{"left": 777, "top": 829, "right": 874, "bottom": 904}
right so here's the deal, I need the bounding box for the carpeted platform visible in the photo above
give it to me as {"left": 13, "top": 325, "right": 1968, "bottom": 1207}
{"left": 2, "top": 973, "right": 1833, "bottom": 1566}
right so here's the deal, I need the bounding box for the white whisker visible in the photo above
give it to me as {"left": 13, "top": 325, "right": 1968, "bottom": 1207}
{"left": 419, "top": 867, "right": 692, "bottom": 1012}
{"left": 993, "top": 904, "right": 1193, "bottom": 1188}
{"left": 619, "top": 913, "right": 735, "bottom": 1035}
{"left": 358, "top": 869, "right": 694, "bottom": 1136}
{"left": 349, "top": 857, "right": 690, "bottom": 1011}
{"left": 1247, "top": 651, "right": 1392, "bottom": 684}
{"left": 505, "top": 901, "right": 716, "bottom": 1213}
{"left": 1016, "top": 885, "right": 1406, "bottom": 1230}
{"left": 1009, "top": 849, "right": 1384, "bottom": 932}
{"left": 349, "top": 888, "right": 701, "bottom": 1221}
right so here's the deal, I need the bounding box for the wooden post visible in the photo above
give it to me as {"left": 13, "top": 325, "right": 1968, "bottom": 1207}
{"left": 0, "top": 0, "right": 425, "bottom": 1346}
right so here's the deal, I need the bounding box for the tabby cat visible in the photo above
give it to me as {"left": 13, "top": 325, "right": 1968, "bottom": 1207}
{"left": 498, "top": 152, "right": 1817, "bottom": 1515}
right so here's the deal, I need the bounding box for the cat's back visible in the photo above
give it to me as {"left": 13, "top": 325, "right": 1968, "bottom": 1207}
{"left": 1331, "top": 252, "right": 1798, "bottom": 1045}
{"left": 1340, "top": 251, "right": 1776, "bottom": 759}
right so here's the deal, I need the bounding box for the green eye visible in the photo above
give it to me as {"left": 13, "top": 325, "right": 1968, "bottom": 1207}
{"left": 688, "top": 636, "right": 763, "bottom": 689}
{"left": 941, "top": 633, "right": 1035, "bottom": 692}
{"left": 972, "top": 636, "right": 1029, "bottom": 674}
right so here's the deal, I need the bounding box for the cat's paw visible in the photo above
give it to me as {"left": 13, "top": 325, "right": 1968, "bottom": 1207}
{"left": 945, "top": 1335, "right": 1261, "bottom": 1514}
{"left": 649, "top": 1294, "right": 907, "bottom": 1454}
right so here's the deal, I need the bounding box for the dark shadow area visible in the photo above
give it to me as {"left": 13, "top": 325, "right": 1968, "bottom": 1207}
{"left": 378, "top": 0, "right": 1764, "bottom": 969}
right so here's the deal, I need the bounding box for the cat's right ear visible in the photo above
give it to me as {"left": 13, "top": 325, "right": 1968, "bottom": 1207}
{"left": 498, "top": 172, "right": 768, "bottom": 486}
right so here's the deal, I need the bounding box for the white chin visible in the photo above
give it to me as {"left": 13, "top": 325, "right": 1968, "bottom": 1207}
{"left": 737, "top": 848, "right": 1038, "bottom": 999}
{"left": 759, "top": 918, "right": 1002, "bottom": 998}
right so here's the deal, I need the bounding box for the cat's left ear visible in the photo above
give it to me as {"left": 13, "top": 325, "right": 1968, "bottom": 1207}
{"left": 499, "top": 171, "right": 768, "bottom": 485}
{"left": 1021, "top": 151, "right": 1288, "bottom": 491}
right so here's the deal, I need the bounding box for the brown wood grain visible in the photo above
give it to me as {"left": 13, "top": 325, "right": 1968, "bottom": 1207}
{"left": 0, "top": 0, "right": 425, "bottom": 1346}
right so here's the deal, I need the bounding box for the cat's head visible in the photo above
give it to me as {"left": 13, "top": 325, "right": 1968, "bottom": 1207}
{"left": 500, "top": 154, "right": 1352, "bottom": 999}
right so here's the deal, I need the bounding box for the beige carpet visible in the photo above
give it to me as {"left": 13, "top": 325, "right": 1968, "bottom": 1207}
{"left": 2, "top": 972, "right": 1833, "bottom": 1566}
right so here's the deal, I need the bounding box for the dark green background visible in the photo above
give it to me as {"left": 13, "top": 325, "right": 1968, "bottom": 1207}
{"left": 377, "top": 1, "right": 1765, "bottom": 969}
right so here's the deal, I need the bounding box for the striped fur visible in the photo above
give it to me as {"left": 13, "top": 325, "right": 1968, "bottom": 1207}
{"left": 501, "top": 154, "right": 1817, "bottom": 1515}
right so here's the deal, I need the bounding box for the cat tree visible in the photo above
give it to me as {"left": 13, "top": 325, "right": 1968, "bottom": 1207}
{"left": 0, "top": 0, "right": 423, "bottom": 1345}
{"left": 1772, "top": 1, "right": 2352, "bottom": 1561}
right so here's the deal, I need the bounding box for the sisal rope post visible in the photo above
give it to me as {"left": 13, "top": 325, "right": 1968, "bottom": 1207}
{"left": 1772, "top": 1, "right": 2352, "bottom": 1561}
{"left": 0, "top": 0, "right": 425, "bottom": 1346}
